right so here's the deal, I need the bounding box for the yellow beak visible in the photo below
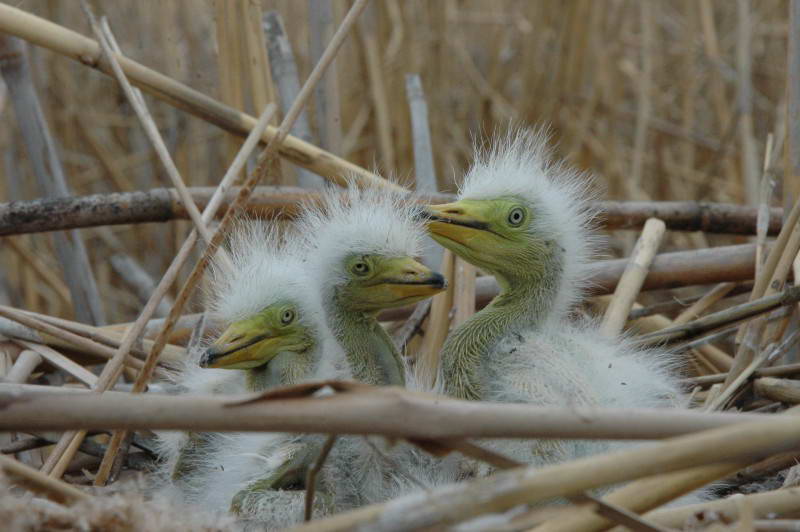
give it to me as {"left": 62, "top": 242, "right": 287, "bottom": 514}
{"left": 379, "top": 256, "right": 447, "bottom": 299}
{"left": 200, "top": 322, "right": 282, "bottom": 369}
{"left": 424, "top": 201, "right": 490, "bottom": 247}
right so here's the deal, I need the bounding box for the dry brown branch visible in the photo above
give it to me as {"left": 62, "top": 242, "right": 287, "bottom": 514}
{"left": 0, "top": 3, "right": 390, "bottom": 190}
{"left": 0, "top": 195, "right": 783, "bottom": 236}
{"left": 0, "top": 385, "right": 777, "bottom": 440}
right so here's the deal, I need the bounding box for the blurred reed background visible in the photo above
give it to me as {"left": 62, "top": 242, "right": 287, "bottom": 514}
{"left": 0, "top": 0, "right": 792, "bottom": 324}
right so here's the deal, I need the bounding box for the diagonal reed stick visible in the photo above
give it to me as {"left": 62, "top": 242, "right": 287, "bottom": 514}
{"left": 88, "top": 0, "right": 372, "bottom": 484}
{"left": 41, "top": 103, "right": 277, "bottom": 480}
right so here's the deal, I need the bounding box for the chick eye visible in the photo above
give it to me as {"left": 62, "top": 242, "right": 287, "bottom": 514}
{"left": 280, "top": 309, "right": 295, "bottom": 325}
{"left": 352, "top": 261, "right": 370, "bottom": 275}
{"left": 507, "top": 207, "right": 525, "bottom": 226}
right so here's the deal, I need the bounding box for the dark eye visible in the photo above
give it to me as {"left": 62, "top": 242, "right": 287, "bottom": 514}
{"left": 352, "top": 261, "right": 369, "bottom": 275}
{"left": 281, "top": 309, "right": 295, "bottom": 325}
{"left": 507, "top": 207, "right": 525, "bottom": 226}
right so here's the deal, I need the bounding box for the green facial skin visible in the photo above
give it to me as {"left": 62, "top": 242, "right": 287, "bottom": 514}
{"left": 172, "top": 302, "right": 317, "bottom": 494}
{"left": 330, "top": 254, "right": 445, "bottom": 387}
{"left": 426, "top": 197, "right": 564, "bottom": 400}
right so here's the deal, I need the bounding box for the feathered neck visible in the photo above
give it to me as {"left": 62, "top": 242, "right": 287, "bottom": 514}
{"left": 440, "top": 248, "right": 563, "bottom": 400}
{"left": 245, "top": 345, "right": 318, "bottom": 391}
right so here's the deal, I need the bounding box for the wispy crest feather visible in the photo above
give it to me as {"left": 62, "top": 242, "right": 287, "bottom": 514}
{"left": 206, "top": 219, "right": 322, "bottom": 329}
{"left": 458, "top": 128, "right": 601, "bottom": 316}
{"left": 295, "top": 178, "right": 425, "bottom": 300}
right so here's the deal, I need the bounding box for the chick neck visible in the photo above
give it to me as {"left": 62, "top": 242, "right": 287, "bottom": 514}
{"left": 328, "top": 293, "right": 405, "bottom": 386}
{"left": 245, "top": 345, "right": 317, "bottom": 392}
{"left": 440, "top": 241, "right": 564, "bottom": 400}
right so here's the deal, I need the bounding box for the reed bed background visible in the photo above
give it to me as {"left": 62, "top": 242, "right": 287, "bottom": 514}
{"left": 2, "top": 1, "right": 800, "bottom": 530}
{"left": 0, "top": 0, "right": 794, "bottom": 325}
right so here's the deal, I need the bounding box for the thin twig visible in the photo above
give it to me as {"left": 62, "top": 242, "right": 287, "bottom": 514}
{"left": 304, "top": 435, "right": 337, "bottom": 521}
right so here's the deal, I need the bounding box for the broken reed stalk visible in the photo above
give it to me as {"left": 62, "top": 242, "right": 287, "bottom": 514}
{"left": 0, "top": 385, "right": 776, "bottom": 440}
{"left": 18, "top": 341, "right": 97, "bottom": 387}
{"left": 0, "top": 195, "right": 784, "bottom": 237}
{"left": 600, "top": 218, "right": 666, "bottom": 336}
{"left": 725, "top": 188, "right": 800, "bottom": 390}
{"left": 0, "top": 306, "right": 145, "bottom": 371}
{"left": 672, "top": 282, "right": 736, "bottom": 325}
{"left": 13, "top": 307, "right": 184, "bottom": 366}
{"left": 415, "top": 249, "right": 455, "bottom": 388}
{"left": 642, "top": 487, "right": 800, "bottom": 529}
{"left": 754, "top": 377, "right": 800, "bottom": 403}
{"left": 0, "top": 454, "right": 87, "bottom": 504}
{"left": 5, "top": 349, "right": 41, "bottom": 383}
{"left": 289, "top": 417, "right": 800, "bottom": 532}
{"left": 45, "top": 104, "right": 276, "bottom": 481}
{"left": 638, "top": 285, "right": 800, "bottom": 345}
{"left": 0, "top": 3, "right": 392, "bottom": 190}
{"left": 94, "top": 0, "right": 370, "bottom": 483}
{"left": 685, "top": 361, "right": 800, "bottom": 386}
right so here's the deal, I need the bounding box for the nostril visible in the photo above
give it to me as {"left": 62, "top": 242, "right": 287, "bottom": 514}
{"left": 404, "top": 270, "right": 420, "bottom": 277}
{"left": 444, "top": 208, "right": 462, "bottom": 215}
{"left": 229, "top": 334, "right": 245, "bottom": 343}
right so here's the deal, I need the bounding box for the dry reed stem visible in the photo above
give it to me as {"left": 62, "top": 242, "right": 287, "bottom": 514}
{"left": 0, "top": 454, "right": 88, "bottom": 504}
{"left": 638, "top": 286, "right": 800, "bottom": 345}
{"left": 0, "top": 385, "right": 780, "bottom": 441}
{"left": 600, "top": 218, "right": 666, "bottom": 337}
{"left": 415, "top": 249, "right": 455, "bottom": 389}
{"left": 16, "top": 308, "right": 183, "bottom": 367}
{"left": 673, "top": 282, "right": 736, "bottom": 326}
{"left": 47, "top": 104, "right": 277, "bottom": 481}
{"left": 0, "top": 305, "right": 148, "bottom": 371}
{"left": 642, "top": 487, "right": 800, "bottom": 529}
{"left": 264, "top": 10, "right": 323, "bottom": 188}
{"left": 754, "top": 377, "right": 800, "bottom": 404}
{"left": 86, "top": 9, "right": 227, "bottom": 271}
{"left": 308, "top": 0, "right": 342, "bottom": 155}
{"left": 1, "top": 196, "right": 784, "bottom": 236}
{"left": 17, "top": 341, "right": 96, "bottom": 387}
{"left": 94, "top": 0, "right": 369, "bottom": 482}
{"left": 621, "top": 301, "right": 735, "bottom": 371}
{"left": 359, "top": 2, "right": 395, "bottom": 170}
{"left": 452, "top": 257, "right": 476, "bottom": 328}
{"left": 5, "top": 349, "right": 41, "bottom": 383}
{"left": 0, "top": 34, "right": 105, "bottom": 326}
{"left": 89, "top": 105, "right": 276, "bottom": 485}
{"left": 0, "top": 3, "right": 390, "bottom": 190}
{"left": 289, "top": 417, "right": 800, "bottom": 532}
{"left": 685, "top": 362, "right": 800, "bottom": 387}
{"left": 3, "top": 237, "right": 71, "bottom": 305}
